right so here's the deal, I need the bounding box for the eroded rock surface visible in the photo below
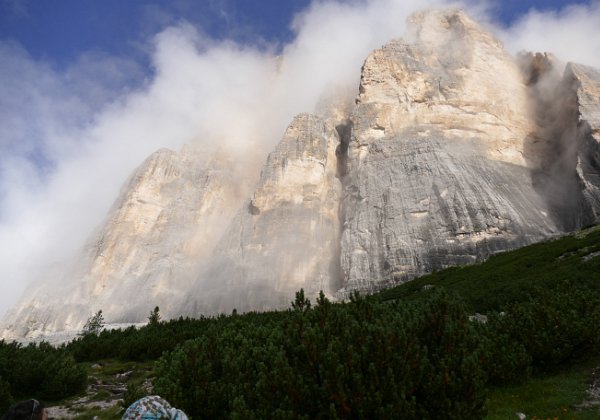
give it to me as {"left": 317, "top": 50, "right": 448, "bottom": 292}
{"left": 2, "top": 147, "right": 245, "bottom": 338}
{"left": 183, "top": 113, "right": 342, "bottom": 314}
{"left": 353, "top": 10, "right": 538, "bottom": 167}
{"left": 339, "top": 10, "right": 559, "bottom": 294}
{"left": 568, "top": 63, "right": 600, "bottom": 222}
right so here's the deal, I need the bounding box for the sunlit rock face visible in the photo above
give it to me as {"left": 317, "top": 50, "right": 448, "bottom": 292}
{"left": 183, "top": 113, "right": 342, "bottom": 314}
{"left": 1, "top": 147, "right": 246, "bottom": 338}
{"left": 338, "top": 10, "right": 559, "bottom": 294}
{"left": 3, "top": 9, "right": 600, "bottom": 339}
{"left": 353, "top": 10, "right": 540, "bottom": 167}
{"left": 568, "top": 63, "right": 600, "bottom": 222}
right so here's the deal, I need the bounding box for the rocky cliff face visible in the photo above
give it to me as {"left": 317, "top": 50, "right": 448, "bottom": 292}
{"left": 3, "top": 9, "right": 600, "bottom": 339}
{"left": 339, "top": 10, "right": 559, "bottom": 294}
{"left": 568, "top": 64, "right": 600, "bottom": 222}
{"left": 1, "top": 148, "right": 246, "bottom": 337}
{"left": 182, "top": 114, "right": 342, "bottom": 314}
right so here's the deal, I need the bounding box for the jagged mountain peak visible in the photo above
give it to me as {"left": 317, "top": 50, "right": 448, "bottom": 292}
{"left": 357, "top": 8, "right": 534, "bottom": 167}
{"left": 2, "top": 9, "right": 600, "bottom": 340}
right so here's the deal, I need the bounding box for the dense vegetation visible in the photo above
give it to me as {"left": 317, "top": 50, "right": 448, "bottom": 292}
{"left": 1, "top": 226, "right": 599, "bottom": 418}
{"left": 0, "top": 341, "right": 86, "bottom": 412}
{"left": 374, "top": 225, "right": 600, "bottom": 312}
{"left": 154, "top": 290, "right": 487, "bottom": 418}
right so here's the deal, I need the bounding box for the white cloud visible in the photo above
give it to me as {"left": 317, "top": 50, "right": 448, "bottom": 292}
{"left": 498, "top": 1, "right": 600, "bottom": 68}
{"left": 1, "top": 0, "right": 599, "bottom": 317}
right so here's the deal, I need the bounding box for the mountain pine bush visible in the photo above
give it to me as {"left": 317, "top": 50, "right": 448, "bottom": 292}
{"left": 154, "top": 290, "right": 487, "bottom": 419}
{"left": 0, "top": 341, "right": 86, "bottom": 401}
{"left": 484, "top": 280, "right": 600, "bottom": 373}
{"left": 0, "top": 376, "right": 13, "bottom": 414}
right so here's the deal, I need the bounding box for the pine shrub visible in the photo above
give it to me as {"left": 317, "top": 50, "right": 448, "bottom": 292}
{"left": 0, "top": 376, "right": 13, "bottom": 414}
{"left": 155, "top": 290, "right": 487, "bottom": 419}
{"left": 0, "top": 341, "right": 86, "bottom": 401}
{"left": 485, "top": 281, "right": 600, "bottom": 373}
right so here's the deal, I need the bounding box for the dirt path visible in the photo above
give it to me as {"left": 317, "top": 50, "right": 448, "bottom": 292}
{"left": 46, "top": 362, "right": 153, "bottom": 419}
{"left": 574, "top": 366, "right": 600, "bottom": 410}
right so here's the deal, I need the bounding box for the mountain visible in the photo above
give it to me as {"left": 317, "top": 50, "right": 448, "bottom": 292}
{"left": 182, "top": 113, "right": 343, "bottom": 315}
{"left": 568, "top": 63, "right": 600, "bottom": 219}
{"left": 2, "top": 9, "right": 600, "bottom": 339}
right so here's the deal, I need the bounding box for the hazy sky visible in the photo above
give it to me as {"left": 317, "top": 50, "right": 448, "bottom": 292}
{"left": 0, "top": 0, "right": 599, "bottom": 317}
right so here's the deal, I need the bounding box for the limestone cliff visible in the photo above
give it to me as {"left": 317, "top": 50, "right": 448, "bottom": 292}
{"left": 568, "top": 63, "right": 600, "bottom": 222}
{"left": 338, "top": 10, "right": 558, "bottom": 294}
{"left": 1, "top": 147, "right": 245, "bottom": 337}
{"left": 183, "top": 113, "right": 342, "bottom": 314}
{"left": 3, "top": 9, "right": 600, "bottom": 339}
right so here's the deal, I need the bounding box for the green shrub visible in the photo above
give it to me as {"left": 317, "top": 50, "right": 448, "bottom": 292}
{"left": 69, "top": 328, "right": 125, "bottom": 361}
{"left": 486, "top": 281, "right": 600, "bottom": 373}
{"left": 412, "top": 292, "right": 487, "bottom": 418}
{"left": 39, "top": 348, "right": 88, "bottom": 400}
{"left": 0, "top": 341, "right": 86, "bottom": 401}
{"left": 474, "top": 279, "right": 600, "bottom": 386}
{"left": 0, "top": 376, "right": 14, "bottom": 414}
{"left": 477, "top": 323, "right": 532, "bottom": 385}
{"left": 155, "top": 290, "right": 487, "bottom": 419}
{"left": 122, "top": 382, "right": 147, "bottom": 409}
{"left": 68, "top": 316, "right": 216, "bottom": 362}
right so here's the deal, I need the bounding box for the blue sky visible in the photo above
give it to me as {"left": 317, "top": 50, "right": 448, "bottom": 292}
{"left": 0, "top": 0, "right": 599, "bottom": 318}
{"left": 0, "top": 0, "right": 311, "bottom": 70}
{"left": 0, "top": 0, "right": 593, "bottom": 70}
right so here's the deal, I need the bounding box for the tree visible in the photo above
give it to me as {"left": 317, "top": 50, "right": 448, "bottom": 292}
{"left": 316, "top": 290, "right": 330, "bottom": 307}
{"left": 148, "top": 306, "right": 161, "bottom": 326}
{"left": 291, "top": 289, "right": 311, "bottom": 312}
{"left": 82, "top": 310, "right": 104, "bottom": 336}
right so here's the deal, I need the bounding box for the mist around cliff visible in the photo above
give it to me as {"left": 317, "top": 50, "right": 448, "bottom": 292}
{"left": 1, "top": 0, "right": 600, "bottom": 317}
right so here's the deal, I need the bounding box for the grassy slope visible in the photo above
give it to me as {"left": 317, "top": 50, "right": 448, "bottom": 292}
{"left": 373, "top": 225, "right": 600, "bottom": 418}
{"left": 486, "top": 354, "right": 600, "bottom": 420}
{"left": 52, "top": 226, "right": 600, "bottom": 418}
{"left": 374, "top": 225, "right": 600, "bottom": 313}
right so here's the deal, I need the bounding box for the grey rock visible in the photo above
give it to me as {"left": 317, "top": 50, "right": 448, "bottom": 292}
{"left": 339, "top": 130, "right": 557, "bottom": 294}
{"left": 338, "top": 10, "right": 558, "bottom": 294}
{"left": 1, "top": 147, "right": 246, "bottom": 338}
{"left": 573, "top": 366, "right": 600, "bottom": 410}
{"left": 567, "top": 63, "right": 600, "bottom": 223}
{"left": 468, "top": 313, "right": 488, "bottom": 324}
{"left": 183, "top": 113, "right": 342, "bottom": 314}
{"left": 582, "top": 250, "right": 600, "bottom": 262}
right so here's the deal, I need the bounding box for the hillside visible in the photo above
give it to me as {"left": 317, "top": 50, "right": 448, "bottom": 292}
{"left": 1, "top": 225, "right": 599, "bottom": 418}
{"left": 375, "top": 224, "right": 600, "bottom": 312}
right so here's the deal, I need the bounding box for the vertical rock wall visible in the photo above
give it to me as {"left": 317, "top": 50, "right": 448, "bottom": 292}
{"left": 338, "top": 10, "right": 559, "bottom": 294}
{"left": 184, "top": 114, "right": 342, "bottom": 314}
{"left": 1, "top": 148, "right": 244, "bottom": 337}
{"left": 568, "top": 64, "right": 600, "bottom": 222}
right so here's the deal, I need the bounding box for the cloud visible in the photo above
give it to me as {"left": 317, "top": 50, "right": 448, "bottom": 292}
{"left": 0, "top": 41, "right": 148, "bottom": 315}
{"left": 0, "top": 0, "right": 599, "bottom": 318}
{"left": 498, "top": 1, "right": 600, "bottom": 68}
